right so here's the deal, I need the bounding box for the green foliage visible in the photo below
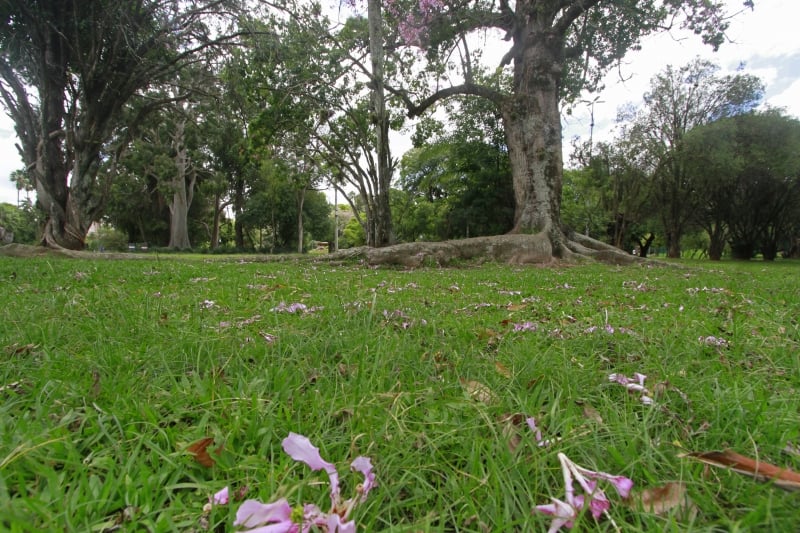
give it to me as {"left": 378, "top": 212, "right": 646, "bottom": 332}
{"left": 0, "top": 201, "right": 39, "bottom": 244}
{"left": 396, "top": 96, "right": 514, "bottom": 241}
{"left": 1, "top": 257, "right": 799, "bottom": 530}
{"left": 85, "top": 225, "right": 130, "bottom": 252}
{"left": 342, "top": 216, "right": 367, "bottom": 247}
{"left": 685, "top": 110, "right": 800, "bottom": 260}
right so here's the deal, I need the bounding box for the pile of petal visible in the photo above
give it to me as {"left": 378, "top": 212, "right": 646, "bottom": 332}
{"left": 535, "top": 453, "right": 633, "bottom": 532}
{"left": 232, "top": 433, "right": 375, "bottom": 532}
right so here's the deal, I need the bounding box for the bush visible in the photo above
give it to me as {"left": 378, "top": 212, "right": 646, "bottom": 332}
{"left": 86, "top": 225, "right": 129, "bottom": 252}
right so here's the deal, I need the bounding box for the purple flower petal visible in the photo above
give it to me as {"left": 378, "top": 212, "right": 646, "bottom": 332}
{"left": 212, "top": 486, "right": 229, "bottom": 505}
{"left": 234, "top": 498, "right": 293, "bottom": 528}
{"left": 282, "top": 433, "right": 340, "bottom": 502}
{"left": 534, "top": 498, "right": 577, "bottom": 532}
{"left": 350, "top": 456, "right": 376, "bottom": 500}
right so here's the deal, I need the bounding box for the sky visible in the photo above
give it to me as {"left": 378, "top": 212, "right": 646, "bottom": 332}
{"left": 1, "top": 0, "right": 799, "bottom": 206}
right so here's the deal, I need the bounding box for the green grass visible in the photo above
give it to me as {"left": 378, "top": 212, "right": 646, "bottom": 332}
{"left": 0, "top": 256, "right": 798, "bottom": 531}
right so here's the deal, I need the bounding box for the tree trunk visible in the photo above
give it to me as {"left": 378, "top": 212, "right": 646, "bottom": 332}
{"left": 501, "top": 32, "right": 564, "bottom": 249}
{"left": 297, "top": 187, "right": 306, "bottom": 254}
{"left": 706, "top": 222, "right": 727, "bottom": 261}
{"left": 168, "top": 120, "right": 194, "bottom": 250}
{"left": 367, "top": 0, "right": 393, "bottom": 248}
{"left": 32, "top": 21, "right": 102, "bottom": 250}
{"left": 664, "top": 229, "right": 682, "bottom": 258}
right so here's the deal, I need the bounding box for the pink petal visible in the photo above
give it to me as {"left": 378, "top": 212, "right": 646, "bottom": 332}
{"left": 234, "top": 498, "right": 292, "bottom": 528}
{"left": 534, "top": 498, "right": 577, "bottom": 531}
{"left": 586, "top": 491, "right": 610, "bottom": 518}
{"left": 350, "top": 456, "right": 376, "bottom": 500}
{"left": 526, "top": 417, "right": 544, "bottom": 445}
{"left": 325, "top": 513, "right": 356, "bottom": 533}
{"left": 572, "top": 463, "right": 634, "bottom": 498}
{"left": 282, "top": 433, "right": 340, "bottom": 501}
{"left": 212, "top": 486, "right": 229, "bottom": 505}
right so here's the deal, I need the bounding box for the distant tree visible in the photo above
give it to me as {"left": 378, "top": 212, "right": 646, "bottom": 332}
{"left": 571, "top": 139, "right": 653, "bottom": 253}
{"left": 0, "top": 0, "right": 243, "bottom": 249}
{"left": 0, "top": 201, "right": 39, "bottom": 244}
{"left": 685, "top": 111, "right": 800, "bottom": 260}
{"left": 624, "top": 59, "right": 763, "bottom": 257}
{"left": 396, "top": 95, "right": 514, "bottom": 241}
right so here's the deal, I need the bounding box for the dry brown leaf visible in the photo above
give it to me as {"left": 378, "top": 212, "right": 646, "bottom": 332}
{"left": 187, "top": 437, "right": 221, "bottom": 468}
{"left": 494, "top": 361, "right": 512, "bottom": 378}
{"left": 475, "top": 327, "right": 500, "bottom": 340}
{"left": 631, "top": 481, "right": 696, "bottom": 518}
{"left": 681, "top": 449, "right": 800, "bottom": 491}
{"left": 90, "top": 369, "right": 101, "bottom": 398}
{"left": 499, "top": 413, "right": 526, "bottom": 453}
{"left": 580, "top": 403, "right": 603, "bottom": 424}
{"left": 0, "top": 381, "right": 25, "bottom": 395}
{"left": 5, "top": 343, "right": 38, "bottom": 356}
{"left": 460, "top": 378, "right": 496, "bottom": 404}
{"left": 506, "top": 303, "right": 527, "bottom": 312}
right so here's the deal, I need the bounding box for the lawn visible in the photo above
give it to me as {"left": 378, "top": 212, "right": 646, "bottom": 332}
{"left": 0, "top": 255, "right": 798, "bottom": 532}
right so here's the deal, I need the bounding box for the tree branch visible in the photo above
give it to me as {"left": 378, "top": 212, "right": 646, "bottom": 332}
{"left": 553, "top": 0, "right": 602, "bottom": 36}
{"left": 385, "top": 82, "right": 505, "bottom": 118}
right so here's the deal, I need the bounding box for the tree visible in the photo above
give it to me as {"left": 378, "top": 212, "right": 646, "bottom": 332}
{"left": 396, "top": 96, "right": 514, "bottom": 241}
{"left": 570, "top": 138, "right": 654, "bottom": 253}
{"left": 686, "top": 111, "right": 800, "bottom": 260}
{"left": 624, "top": 59, "right": 763, "bottom": 257}
{"left": 373, "top": 0, "right": 753, "bottom": 263}
{"left": 0, "top": 0, "right": 243, "bottom": 249}
{"left": 366, "top": 0, "right": 394, "bottom": 246}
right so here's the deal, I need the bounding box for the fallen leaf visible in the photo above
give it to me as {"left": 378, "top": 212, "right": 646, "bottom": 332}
{"left": 494, "top": 361, "right": 512, "bottom": 378}
{"left": 475, "top": 327, "right": 500, "bottom": 340}
{"left": 681, "top": 449, "right": 800, "bottom": 491}
{"left": 91, "top": 369, "right": 101, "bottom": 398}
{"left": 506, "top": 303, "right": 527, "bottom": 312}
{"left": 499, "top": 413, "right": 526, "bottom": 453}
{"left": 5, "top": 343, "right": 38, "bottom": 356}
{"left": 0, "top": 381, "right": 25, "bottom": 395}
{"left": 460, "top": 378, "right": 496, "bottom": 404}
{"left": 187, "top": 437, "right": 222, "bottom": 468}
{"left": 575, "top": 401, "right": 603, "bottom": 424}
{"left": 630, "top": 481, "right": 696, "bottom": 518}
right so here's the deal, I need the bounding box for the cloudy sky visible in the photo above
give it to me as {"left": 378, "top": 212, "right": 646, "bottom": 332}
{"left": 1, "top": 0, "right": 798, "bottom": 205}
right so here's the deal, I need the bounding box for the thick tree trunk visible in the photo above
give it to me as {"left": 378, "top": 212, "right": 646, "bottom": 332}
{"left": 168, "top": 120, "right": 194, "bottom": 250}
{"left": 706, "top": 222, "right": 727, "bottom": 261}
{"left": 367, "top": 0, "right": 393, "bottom": 248}
{"left": 501, "top": 30, "right": 565, "bottom": 252}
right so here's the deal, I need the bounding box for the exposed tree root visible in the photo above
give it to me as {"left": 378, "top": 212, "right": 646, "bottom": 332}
{"left": 322, "top": 231, "right": 643, "bottom": 267}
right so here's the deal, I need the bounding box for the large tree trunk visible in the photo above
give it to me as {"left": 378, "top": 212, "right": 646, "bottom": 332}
{"left": 706, "top": 221, "right": 727, "bottom": 261}
{"left": 32, "top": 19, "right": 102, "bottom": 250}
{"left": 367, "top": 0, "right": 393, "bottom": 247}
{"left": 501, "top": 29, "right": 565, "bottom": 251}
{"left": 167, "top": 120, "right": 195, "bottom": 250}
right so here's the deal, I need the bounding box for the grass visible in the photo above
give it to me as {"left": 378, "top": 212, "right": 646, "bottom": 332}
{"left": 0, "top": 255, "right": 798, "bottom": 532}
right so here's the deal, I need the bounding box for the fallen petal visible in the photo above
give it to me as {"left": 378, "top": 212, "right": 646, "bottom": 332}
{"left": 212, "top": 486, "right": 229, "bottom": 505}
{"left": 282, "top": 433, "right": 340, "bottom": 501}
{"left": 234, "top": 498, "right": 293, "bottom": 528}
{"left": 350, "top": 456, "right": 376, "bottom": 500}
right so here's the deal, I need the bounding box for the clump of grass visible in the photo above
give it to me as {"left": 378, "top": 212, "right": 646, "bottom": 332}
{"left": 0, "top": 257, "right": 798, "bottom": 531}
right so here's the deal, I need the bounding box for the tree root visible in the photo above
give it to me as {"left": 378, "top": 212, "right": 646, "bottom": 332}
{"left": 321, "top": 231, "right": 643, "bottom": 267}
